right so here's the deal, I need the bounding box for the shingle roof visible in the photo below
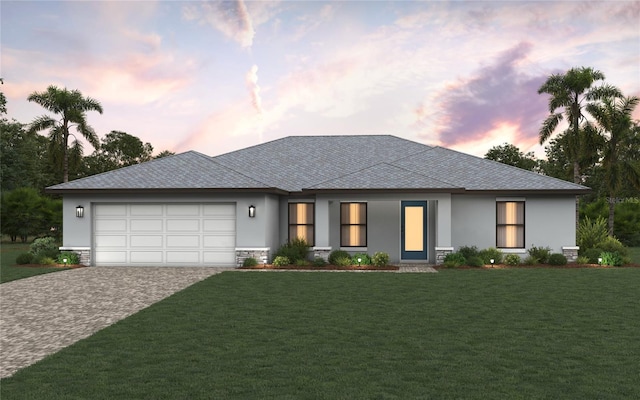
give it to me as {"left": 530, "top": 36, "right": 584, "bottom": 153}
{"left": 47, "top": 151, "right": 272, "bottom": 191}
{"left": 46, "top": 135, "right": 590, "bottom": 194}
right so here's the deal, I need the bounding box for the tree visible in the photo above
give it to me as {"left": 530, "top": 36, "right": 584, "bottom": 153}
{"left": 154, "top": 150, "right": 176, "bottom": 159}
{"left": 484, "top": 143, "right": 539, "bottom": 171}
{"left": 28, "top": 86, "right": 103, "bottom": 183}
{"left": 586, "top": 94, "right": 640, "bottom": 235}
{"left": 0, "top": 78, "right": 6, "bottom": 115}
{"left": 83, "top": 131, "right": 154, "bottom": 176}
{"left": 1, "top": 188, "right": 61, "bottom": 242}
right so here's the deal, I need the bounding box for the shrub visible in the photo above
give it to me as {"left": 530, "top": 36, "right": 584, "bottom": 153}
{"left": 274, "top": 238, "right": 310, "bottom": 263}
{"left": 37, "top": 256, "right": 56, "bottom": 265}
{"left": 312, "top": 257, "right": 327, "bottom": 267}
{"left": 582, "top": 247, "right": 604, "bottom": 264}
{"left": 328, "top": 250, "right": 350, "bottom": 265}
{"left": 242, "top": 257, "right": 258, "bottom": 267}
{"left": 479, "top": 247, "right": 503, "bottom": 264}
{"left": 16, "top": 252, "right": 34, "bottom": 265}
{"left": 576, "top": 256, "right": 590, "bottom": 265}
{"left": 458, "top": 246, "right": 479, "bottom": 260}
{"left": 295, "top": 259, "right": 311, "bottom": 267}
{"left": 57, "top": 251, "right": 80, "bottom": 265}
{"left": 527, "top": 246, "right": 551, "bottom": 264}
{"left": 548, "top": 253, "right": 567, "bottom": 265}
{"left": 272, "top": 256, "right": 290, "bottom": 267}
{"left": 597, "top": 236, "right": 628, "bottom": 257}
{"left": 600, "top": 251, "right": 623, "bottom": 267}
{"left": 577, "top": 216, "right": 608, "bottom": 251}
{"left": 335, "top": 256, "right": 352, "bottom": 267}
{"left": 30, "top": 236, "right": 59, "bottom": 259}
{"left": 443, "top": 252, "right": 466, "bottom": 268}
{"left": 467, "top": 256, "right": 484, "bottom": 267}
{"left": 504, "top": 254, "right": 521, "bottom": 266}
{"left": 371, "top": 252, "right": 390, "bottom": 267}
{"left": 523, "top": 255, "right": 539, "bottom": 265}
{"left": 351, "top": 253, "right": 371, "bottom": 265}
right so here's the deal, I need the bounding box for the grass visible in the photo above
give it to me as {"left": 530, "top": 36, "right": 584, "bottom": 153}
{"left": 0, "top": 242, "right": 70, "bottom": 284}
{"left": 2, "top": 269, "right": 640, "bottom": 399}
{"left": 629, "top": 247, "right": 640, "bottom": 264}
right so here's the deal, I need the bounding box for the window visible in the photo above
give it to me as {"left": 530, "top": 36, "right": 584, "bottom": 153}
{"left": 288, "top": 203, "right": 314, "bottom": 246}
{"left": 496, "top": 201, "right": 524, "bottom": 248}
{"left": 340, "top": 202, "right": 367, "bottom": 247}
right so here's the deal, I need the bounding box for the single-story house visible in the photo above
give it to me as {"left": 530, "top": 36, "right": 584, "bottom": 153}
{"left": 46, "top": 135, "right": 589, "bottom": 267}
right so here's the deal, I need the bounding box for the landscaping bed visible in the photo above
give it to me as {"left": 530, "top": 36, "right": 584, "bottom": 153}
{"left": 238, "top": 264, "right": 398, "bottom": 271}
{"left": 435, "top": 262, "right": 640, "bottom": 270}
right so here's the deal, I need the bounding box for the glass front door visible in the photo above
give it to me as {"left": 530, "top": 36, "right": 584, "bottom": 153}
{"left": 401, "top": 201, "right": 427, "bottom": 260}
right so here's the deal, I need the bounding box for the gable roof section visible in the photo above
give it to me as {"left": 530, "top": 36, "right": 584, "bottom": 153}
{"left": 391, "top": 147, "right": 589, "bottom": 192}
{"left": 47, "top": 151, "right": 275, "bottom": 193}
{"left": 306, "top": 162, "right": 461, "bottom": 191}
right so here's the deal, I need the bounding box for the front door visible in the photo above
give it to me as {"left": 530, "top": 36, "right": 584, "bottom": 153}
{"left": 401, "top": 201, "right": 427, "bottom": 260}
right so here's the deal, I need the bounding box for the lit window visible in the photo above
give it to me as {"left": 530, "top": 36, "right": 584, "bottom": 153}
{"left": 340, "top": 203, "right": 367, "bottom": 247}
{"left": 496, "top": 201, "right": 524, "bottom": 248}
{"left": 288, "top": 203, "right": 314, "bottom": 246}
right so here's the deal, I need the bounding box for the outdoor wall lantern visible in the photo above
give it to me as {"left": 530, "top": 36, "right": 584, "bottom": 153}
{"left": 249, "top": 205, "right": 256, "bottom": 218}
{"left": 76, "top": 205, "right": 84, "bottom": 218}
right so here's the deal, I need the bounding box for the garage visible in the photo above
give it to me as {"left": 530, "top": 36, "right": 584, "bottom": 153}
{"left": 93, "top": 203, "right": 236, "bottom": 266}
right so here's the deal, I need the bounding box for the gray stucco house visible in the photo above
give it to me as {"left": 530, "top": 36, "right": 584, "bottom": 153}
{"left": 46, "top": 135, "right": 589, "bottom": 267}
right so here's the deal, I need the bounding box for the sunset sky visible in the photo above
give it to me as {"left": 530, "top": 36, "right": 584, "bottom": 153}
{"left": 2, "top": 1, "right": 639, "bottom": 158}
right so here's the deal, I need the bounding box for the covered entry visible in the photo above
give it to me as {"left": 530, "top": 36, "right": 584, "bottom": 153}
{"left": 93, "top": 203, "right": 236, "bottom": 266}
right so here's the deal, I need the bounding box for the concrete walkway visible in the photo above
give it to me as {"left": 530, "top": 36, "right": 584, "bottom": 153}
{"left": 0, "top": 267, "right": 224, "bottom": 379}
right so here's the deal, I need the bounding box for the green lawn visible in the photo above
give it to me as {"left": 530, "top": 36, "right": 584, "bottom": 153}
{"left": 2, "top": 270, "right": 640, "bottom": 399}
{"left": 0, "top": 242, "right": 71, "bottom": 284}
{"left": 629, "top": 247, "right": 640, "bottom": 264}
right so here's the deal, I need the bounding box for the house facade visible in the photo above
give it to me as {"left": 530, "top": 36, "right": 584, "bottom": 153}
{"left": 47, "top": 135, "right": 588, "bottom": 267}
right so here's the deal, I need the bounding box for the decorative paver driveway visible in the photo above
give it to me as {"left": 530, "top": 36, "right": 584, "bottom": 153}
{"left": 0, "top": 267, "right": 224, "bottom": 379}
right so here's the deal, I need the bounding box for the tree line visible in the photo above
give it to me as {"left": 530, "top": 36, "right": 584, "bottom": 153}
{"left": 484, "top": 67, "right": 640, "bottom": 245}
{"left": 1, "top": 82, "right": 174, "bottom": 241}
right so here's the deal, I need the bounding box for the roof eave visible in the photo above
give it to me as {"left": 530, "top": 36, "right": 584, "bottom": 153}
{"left": 300, "top": 187, "right": 466, "bottom": 194}
{"left": 44, "top": 187, "right": 289, "bottom": 195}
{"left": 461, "top": 188, "right": 593, "bottom": 195}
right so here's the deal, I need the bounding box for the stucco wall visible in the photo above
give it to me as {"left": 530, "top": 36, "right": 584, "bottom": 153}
{"left": 451, "top": 194, "right": 577, "bottom": 254}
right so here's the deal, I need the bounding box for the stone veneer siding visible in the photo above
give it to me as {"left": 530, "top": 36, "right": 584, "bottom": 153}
{"left": 59, "top": 247, "right": 91, "bottom": 266}
{"left": 312, "top": 247, "right": 332, "bottom": 262}
{"left": 435, "top": 247, "right": 454, "bottom": 265}
{"left": 236, "top": 248, "right": 270, "bottom": 267}
{"left": 562, "top": 246, "right": 579, "bottom": 263}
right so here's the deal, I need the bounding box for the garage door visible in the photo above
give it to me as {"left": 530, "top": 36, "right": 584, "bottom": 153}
{"left": 93, "top": 203, "right": 236, "bottom": 266}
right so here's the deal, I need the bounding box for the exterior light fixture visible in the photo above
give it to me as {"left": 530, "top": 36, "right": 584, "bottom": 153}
{"left": 357, "top": 257, "right": 362, "bottom": 266}
{"left": 490, "top": 258, "right": 495, "bottom": 267}
{"left": 598, "top": 257, "right": 602, "bottom": 265}
{"left": 76, "top": 206, "right": 84, "bottom": 218}
{"left": 248, "top": 205, "right": 256, "bottom": 218}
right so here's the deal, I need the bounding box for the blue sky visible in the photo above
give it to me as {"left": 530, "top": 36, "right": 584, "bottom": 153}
{"left": 2, "top": 1, "right": 639, "bottom": 158}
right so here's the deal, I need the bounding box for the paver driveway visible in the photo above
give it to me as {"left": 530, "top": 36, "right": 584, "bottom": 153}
{"left": 0, "top": 267, "right": 225, "bottom": 378}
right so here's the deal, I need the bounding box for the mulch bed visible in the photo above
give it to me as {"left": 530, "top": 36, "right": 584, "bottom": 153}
{"left": 239, "top": 264, "right": 399, "bottom": 271}
{"left": 13, "top": 264, "right": 85, "bottom": 269}
{"left": 434, "top": 263, "right": 640, "bottom": 270}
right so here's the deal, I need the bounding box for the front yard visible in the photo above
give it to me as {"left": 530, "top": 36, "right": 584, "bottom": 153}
{"left": 0, "top": 242, "right": 72, "bottom": 283}
{"left": 2, "top": 269, "right": 639, "bottom": 399}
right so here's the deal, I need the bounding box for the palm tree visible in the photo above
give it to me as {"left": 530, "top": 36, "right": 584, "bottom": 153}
{"left": 28, "top": 86, "right": 103, "bottom": 182}
{"left": 538, "top": 67, "right": 621, "bottom": 232}
{"left": 586, "top": 94, "right": 640, "bottom": 235}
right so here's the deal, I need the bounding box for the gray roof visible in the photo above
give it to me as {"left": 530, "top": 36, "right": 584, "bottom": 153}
{"left": 47, "top": 135, "right": 590, "bottom": 194}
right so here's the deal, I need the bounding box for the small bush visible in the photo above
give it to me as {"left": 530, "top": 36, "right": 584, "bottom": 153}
{"left": 328, "top": 250, "right": 350, "bottom": 265}
{"left": 443, "top": 252, "right": 466, "bottom": 268}
{"left": 479, "top": 247, "right": 503, "bottom": 264}
{"left": 334, "top": 256, "right": 352, "bottom": 267}
{"left": 30, "top": 236, "right": 59, "bottom": 259}
{"left": 242, "top": 257, "right": 258, "bottom": 267}
{"left": 504, "top": 254, "right": 521, "bottom": 266}
{"left": 600, "top": 251, "right": 623, "bottom": 267}
{"left": 272, "top": 256, "right": 290, "bottom": 267}
{"left": 295, "top": 259, "right": 311, "bottom": 266}
{"left": 467, "top": 256, "right": 484, "bottom": 267}
{"left": 274, "top": 238, "right": 310, "bottom": 263}
{"left": 57, "top": 251, "right": 80, "bottom": 265}
{"left": 548, "top": 253, "right": 567, "bottom": 265}
{"left": 597, "top": 236, "right": 628, "bottom": 257}
{"left": 312, "top": 257, "right": 327, "bottom": 267}
{"left": 351, "top": 253, "right": 371, "bottom": 265}
{"left": 458, "top": 246, "right": 479, "bottom": 260}
{"left": 577, "top": 216, "right": 608, "bottom": 250}
{"left": 16, "top": 252, "right": 34, "bottom": 265}
{"left": 527, "top": 246, "right": 551, "bottom": 264}
{"left": 582, "top": 247, "right": 604, "bottom": 264}
{"left": 523, "top": 255, "right": 539, "bottom": 265}
{"left": 37, "top": 256, "right": 56, "bottom": 265}
{"left": 371, "top": 252, "right": 390, "bottom": 267}
{"left": 576, "top": 256, "right": 590, "bottom": 265}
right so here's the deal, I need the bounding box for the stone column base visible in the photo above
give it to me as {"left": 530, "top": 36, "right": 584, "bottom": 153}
{"left": 59, "top": 247, "right": 91, "bottom": 266}
{"left": 435, "top": 247, "right": 454, "bottom": 265}
{"left": 562, "top": 246, "right": 579, "bottom": 263}
{"left": 236, "top": 248, "right": 270, "bottom": 267}
{"left": 312, "top": 247, "right": 332, "bottom": 261}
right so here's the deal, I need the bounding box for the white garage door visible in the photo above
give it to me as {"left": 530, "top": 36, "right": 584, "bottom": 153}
{"left": 93, "top": 203, "right": 236, "bottom": 266}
